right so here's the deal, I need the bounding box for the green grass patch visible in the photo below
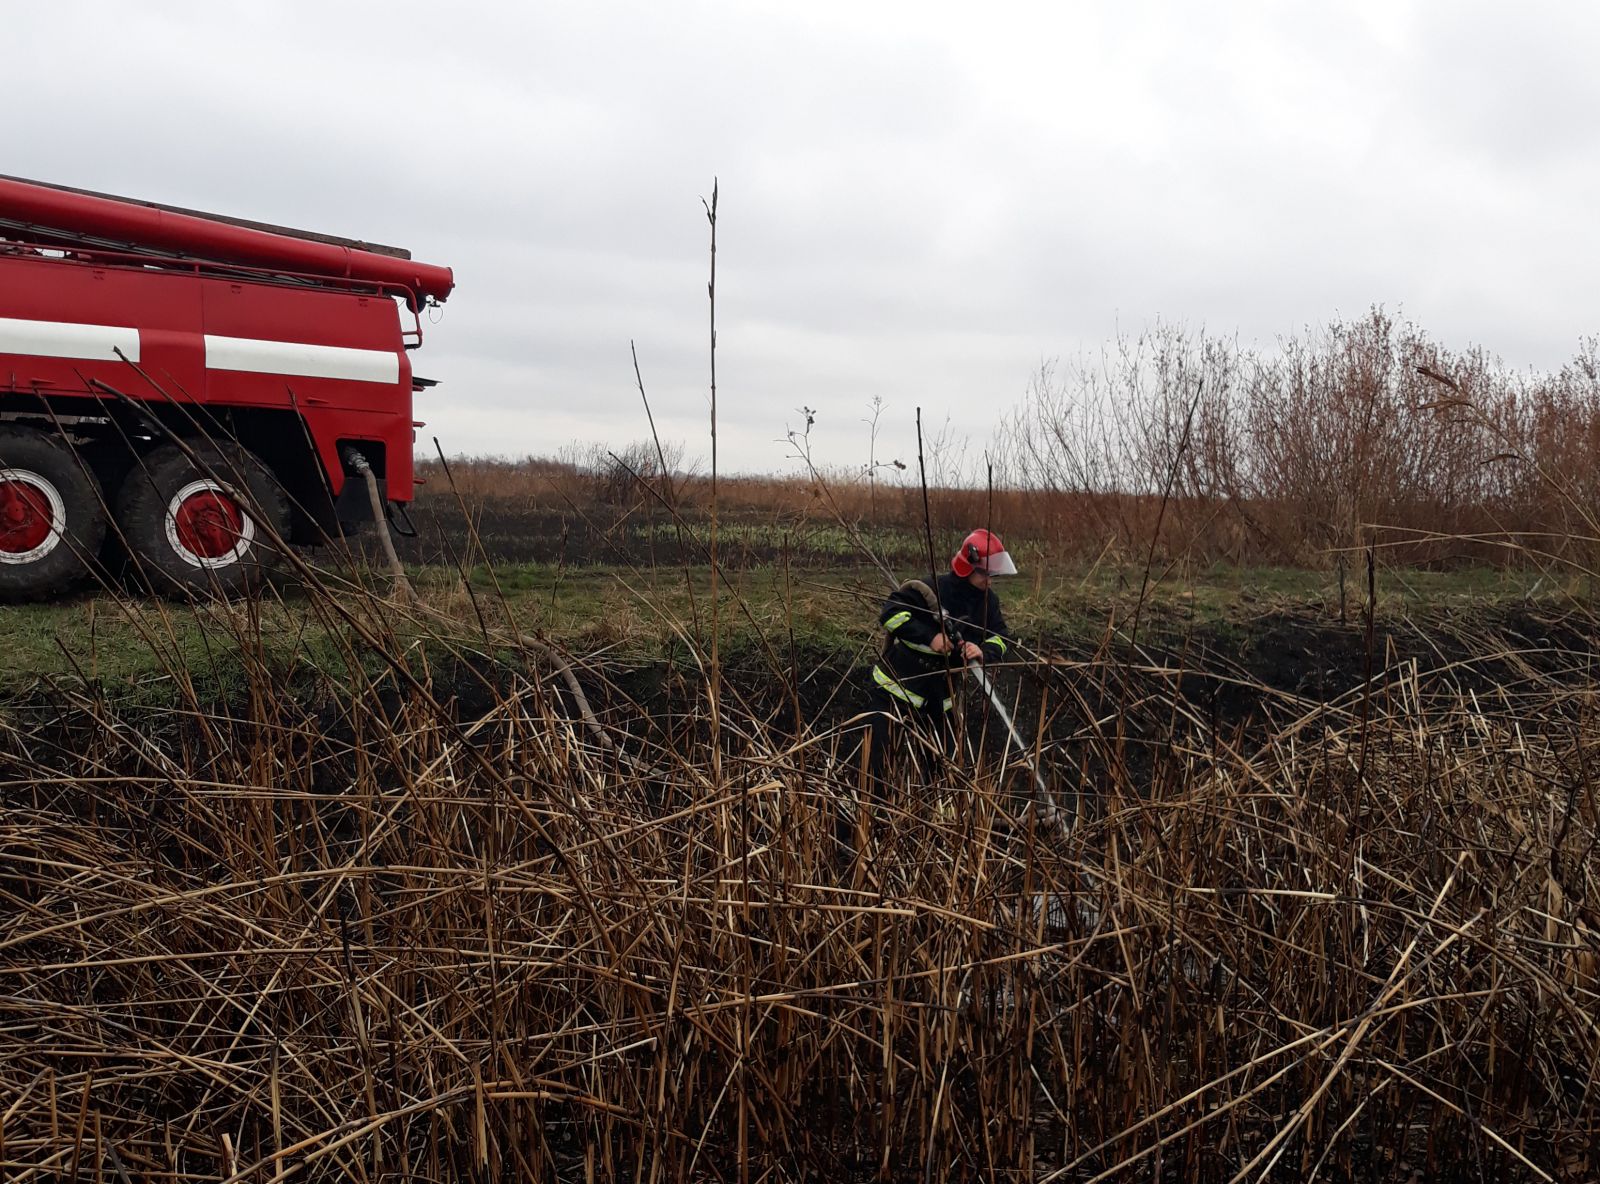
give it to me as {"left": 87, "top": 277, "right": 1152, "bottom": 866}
{"left": 0, "top": 559, "right": 1567, "bottom": 699}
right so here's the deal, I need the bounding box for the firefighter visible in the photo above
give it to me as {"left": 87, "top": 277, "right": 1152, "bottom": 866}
{"left": 863, "top": 529, "right": 1018, "bottom": 783}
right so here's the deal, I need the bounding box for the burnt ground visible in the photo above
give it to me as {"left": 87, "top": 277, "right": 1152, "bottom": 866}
{"left": 291, "top": 597, "right": 1592, "bottom": 808}
{"left": 382, "top": 491, "right": 937, "bottom": 571}
{"left": 9, "top": 585, "right": 1591, "bottom": 812}
{"left": 373, "top": 490, "right": 1600, "bottom": 727}
{"left": 9, "top": 596, "right": 1592, "bottom": 860}
{"left": 11, "top": 489, "right": 1598, "bottom": 785}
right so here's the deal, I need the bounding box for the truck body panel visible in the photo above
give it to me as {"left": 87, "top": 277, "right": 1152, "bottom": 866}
{"left": 0, "top": 252, "right": 418, "bottom": 500}
{"left": 0, "top": 174, "right": 454, "bottom": 501}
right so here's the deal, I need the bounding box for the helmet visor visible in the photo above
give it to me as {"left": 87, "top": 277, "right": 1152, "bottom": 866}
{"left": 981, "top": 550, "right": 1018, "bottom": 576}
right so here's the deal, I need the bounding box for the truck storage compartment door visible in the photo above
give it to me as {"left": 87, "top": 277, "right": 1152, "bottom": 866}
{"left": 198, "top": 277, "right": 414, "bottom": 500}
{"left": 0, "top": 256, "right": 204, "bottom": 402}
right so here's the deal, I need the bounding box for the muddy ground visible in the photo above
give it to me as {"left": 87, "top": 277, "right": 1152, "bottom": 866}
{"left": 385, "top": 490, "right": 938, "bottom": 571}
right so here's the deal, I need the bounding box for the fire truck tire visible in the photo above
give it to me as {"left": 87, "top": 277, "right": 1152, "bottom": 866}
{"left": 0, "top": 427, "right": 108, "bottom": 602}
{"left": 115, "top": 443, "right": 291, "bottom": 598}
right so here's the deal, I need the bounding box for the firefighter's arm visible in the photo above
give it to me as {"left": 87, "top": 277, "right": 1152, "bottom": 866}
{"left": 880, "top": 591, "right": 942, "bottom": 649}
{"left": 977, "top": 594, "right": 1013, "bottom": 665}
{"left": 936, "top": 616, "right": 984, "bottom": 662}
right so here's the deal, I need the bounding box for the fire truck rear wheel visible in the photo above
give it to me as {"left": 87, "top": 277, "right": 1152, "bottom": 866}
{"left": 115, "top": 443, "right": 290, "bottom": 598}
{"left": 0, "top": 426, "right": 108, "bottom": 602}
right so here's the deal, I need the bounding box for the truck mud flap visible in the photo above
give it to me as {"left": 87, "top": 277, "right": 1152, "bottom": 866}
{"left": 383, "top": 499, "right": 418, "bottom": 538}
{"left": 333, "top": 477, "right": 375, "bottom": 537}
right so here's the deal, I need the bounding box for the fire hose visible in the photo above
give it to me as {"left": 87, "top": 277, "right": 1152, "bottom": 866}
{"left": 891, "top": 577, "right": 1066, "bottom": 831}
{"left": 966, "top": 661, "right": 1062, "bottom": 829}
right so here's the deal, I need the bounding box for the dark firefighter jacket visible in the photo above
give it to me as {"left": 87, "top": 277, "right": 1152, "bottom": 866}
{"left": 873, "top": 572, "right": 1013, "bottom": 711}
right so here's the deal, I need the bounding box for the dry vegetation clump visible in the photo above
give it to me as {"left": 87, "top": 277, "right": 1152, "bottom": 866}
{"left": 998, "top": 310, "right": 1600, "bottom": 569}
{"left": 1, "top": 573, "right": 1597, "bottom": 1182}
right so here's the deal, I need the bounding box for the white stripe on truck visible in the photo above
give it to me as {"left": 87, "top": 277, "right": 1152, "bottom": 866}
{"left": 0, "top": 316, "right": 141, "bottom": 362}
{"left": 204, "top": 335, "right": 399, "bottom": 384}
{"left": 0, "top": 319, "right": 398, "bottom": 384}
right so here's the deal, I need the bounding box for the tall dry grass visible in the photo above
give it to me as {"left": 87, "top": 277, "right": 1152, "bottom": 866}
{"left": 998, "top": 310, "right": 1600, "bottom": 569}
{"left": 2, "top": 555, "right": 1597, "bottom": 1181}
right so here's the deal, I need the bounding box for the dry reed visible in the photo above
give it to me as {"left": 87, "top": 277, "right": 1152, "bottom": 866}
{"left": 2, "top": 555, "right": 1597, "bottom": 1182}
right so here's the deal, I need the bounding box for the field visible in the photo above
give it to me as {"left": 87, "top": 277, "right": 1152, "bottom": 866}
{"left": 3, "top": 467, "right": 1599, "bottom": 1182}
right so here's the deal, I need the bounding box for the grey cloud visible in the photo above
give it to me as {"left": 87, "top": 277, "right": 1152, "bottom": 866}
{"left": 10, "top": 0, "right": 1600, "bottom": 472}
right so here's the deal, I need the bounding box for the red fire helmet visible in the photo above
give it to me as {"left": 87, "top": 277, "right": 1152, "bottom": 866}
{"left": 951, "top": 529, "right": 1018, "bottom": 578}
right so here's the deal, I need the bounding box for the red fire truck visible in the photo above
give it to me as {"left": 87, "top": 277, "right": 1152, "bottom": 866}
{"left": 0, "top": 174, "right": 454, "bottom": 599}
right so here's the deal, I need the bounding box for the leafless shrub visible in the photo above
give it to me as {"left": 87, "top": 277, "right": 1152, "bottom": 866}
{"left": 553, "top": 437, "right": 688, "bottom": 505}
{"left": 998, "top": 309, "right": 1600, "bottom": 568}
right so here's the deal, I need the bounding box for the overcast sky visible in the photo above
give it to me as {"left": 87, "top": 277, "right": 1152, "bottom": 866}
{"left": 12, "top": 1, "right": 1600, "bottom": 475}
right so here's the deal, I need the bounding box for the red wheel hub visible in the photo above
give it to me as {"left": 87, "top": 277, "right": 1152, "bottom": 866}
{"left": 0, "top": 478, "right": 54, "bottom": 556}
{"left": 173, "top": 489, "right": 245, "bottom": 560}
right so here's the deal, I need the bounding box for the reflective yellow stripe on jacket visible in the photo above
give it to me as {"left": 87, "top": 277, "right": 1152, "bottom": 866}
{"left": 885, "top": 607, "right": 941, "bottom": 655}
{"left": 872, "top": 665, "right": 953, "bottom": 711}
